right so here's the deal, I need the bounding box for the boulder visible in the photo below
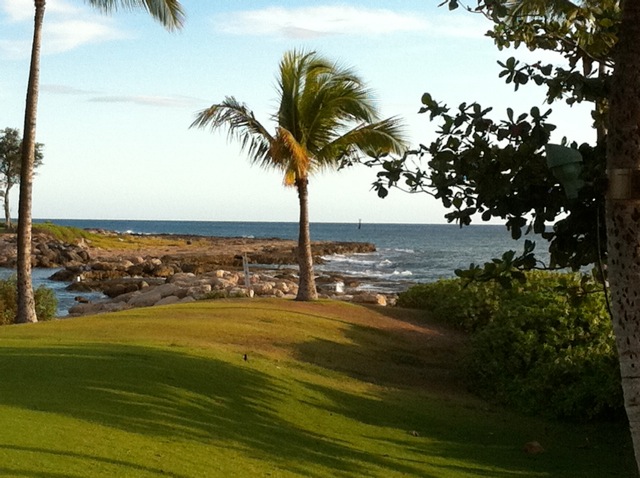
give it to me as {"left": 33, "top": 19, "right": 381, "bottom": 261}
{"left": 129, "top": 290, "right": 163, "bottom": 308}
{"left": 228, "top": 287, "right": 254, "bottom": 298}
{"left": 151, "top": 265, "right": 175, "bottom": 277}
{"left": 352, "top": 292, "right": 387, "bottom": 306}
{"left": 155, "top": 295, "right": 180, "bottom": 306}
{"left": 153, "top": 283, "right": 184, "bottom": 299}
{"left": 167, "top": 272, "right": 197, "bottom": 285}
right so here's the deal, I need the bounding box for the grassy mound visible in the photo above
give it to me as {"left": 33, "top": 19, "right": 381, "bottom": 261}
{"left": 32, "top": 221, "right": 203, "bottom": 250}
{"left": 0, "top": 299, "right": 635, "bottom": 477}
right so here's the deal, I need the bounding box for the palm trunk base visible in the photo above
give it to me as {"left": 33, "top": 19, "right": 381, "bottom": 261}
{"left": 295, "top": 272, "right": 318, "bottom": 301}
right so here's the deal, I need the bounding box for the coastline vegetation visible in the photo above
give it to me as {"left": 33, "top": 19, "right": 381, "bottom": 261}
{"left": 31, "top": 222, "right": 206, "bottom": 250}
{"left": 398, "top": 272, "right": 620, "bottom": 421}
{"left": 0, "top": 276, "right": 56, "bottom": 325}
{"left": 0, "top": 299, "right": 635, "bottom": 477}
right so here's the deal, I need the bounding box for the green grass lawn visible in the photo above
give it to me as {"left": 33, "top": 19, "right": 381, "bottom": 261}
{"left": 0, "top": 299, "right": 636, "bottom": 477}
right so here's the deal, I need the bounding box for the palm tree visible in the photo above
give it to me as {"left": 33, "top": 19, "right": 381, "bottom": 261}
{"left": 16, "top": 0, "right": 184, "bottom": 323}
{"left": 191, "top": 50, "right": 407, "bottom": 301}
{"left": 606, "top": 1, "right": 640, "bottom": 473}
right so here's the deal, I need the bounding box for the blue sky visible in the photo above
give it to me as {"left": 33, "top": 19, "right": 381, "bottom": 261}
{"left": 0, "top": 0, "right": 594, "bottom": 224}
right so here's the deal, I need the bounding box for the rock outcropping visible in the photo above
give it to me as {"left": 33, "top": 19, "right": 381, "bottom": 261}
{"left": 67, "top": 269, "right": 391, "bottom": 317}
{"left": 0, "top": 231, "right": 393, "bottom": 316}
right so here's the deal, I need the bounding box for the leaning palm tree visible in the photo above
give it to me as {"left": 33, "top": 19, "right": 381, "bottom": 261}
{"left": 192, "top": 50, "right": 407, "bottom": 301}
{"left": 16, "top": 0, "right": 184, "bottom": 323}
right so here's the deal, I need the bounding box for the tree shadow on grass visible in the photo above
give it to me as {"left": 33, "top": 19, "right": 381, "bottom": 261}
{"left": 0, "top": 445, "right": 190, "bottom": 478}
{"left": 0, "top": 343, "right": 438, "bottom": 477}
{"left": 294, "top": 304, "right": 470, "bottom": 393}
{"left": 295, "top": 378, "right": 637, "bottom": 478}
{"left": 292, "top": 304, "right": 638, "bottom": 478}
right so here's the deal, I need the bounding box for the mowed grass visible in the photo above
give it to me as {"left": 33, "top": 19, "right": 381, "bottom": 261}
{"left": 0, "top": 299, "right": 635, "bottom": 478}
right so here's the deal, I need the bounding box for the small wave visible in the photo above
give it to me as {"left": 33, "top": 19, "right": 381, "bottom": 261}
{"left": 117, "top": 229, "right": 151, "bottom": 236}
{"left": 378, "top": 259, "right": 393, "bottom": 267}
{"left": 393, "top": 248, "right": 415, "bottom": 253}
{"left": 321, "top": 255, "right": 377, "bottom": 266}
{"left": 392, "top": 270, "right": 413, "bottom": 276}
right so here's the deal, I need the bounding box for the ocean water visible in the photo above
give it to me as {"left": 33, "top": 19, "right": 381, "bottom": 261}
{"left": 2, "top": 219, "right": 548, "bottom": 315}
{"left": 49, "top": 218, "right": 545, "bottom": 282}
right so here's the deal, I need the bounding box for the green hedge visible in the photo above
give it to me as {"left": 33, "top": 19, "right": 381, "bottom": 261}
{"left": 396, "top": 278, "right": 501, "bottom": 331}
{"left": 397, "top": 271, "right": 622, "bottom": 420}
{"left": 0, "top": 277, "right": 57, "bottom": 325}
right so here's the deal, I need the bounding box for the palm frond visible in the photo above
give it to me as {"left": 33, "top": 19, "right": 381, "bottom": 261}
{"left": 84, "top": 0, "right": 185, "bottom": 30}
{"left": 315, "top": 117, "right": 408, "bottom": 170}
{"left": 270, "top": 127, "right": 310, "bottom": 183}
{"left": 503, "top": 0, "right": 579, "bottom": 21}
{"left": 191, "top": 97, "right": 274, "bottom": 168}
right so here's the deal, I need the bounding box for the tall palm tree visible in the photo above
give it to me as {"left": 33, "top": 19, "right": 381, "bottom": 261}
{"left": 606, "top": 1, "right": 640, "bottom": 472}
{"left": 16, "top": 0, "right": 184, "bottom": 323}
{"left": 192, "top": 50, "right": 407, "bottom": 301}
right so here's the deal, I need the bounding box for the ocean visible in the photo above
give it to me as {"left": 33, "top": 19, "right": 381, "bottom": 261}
{"left": 2, "top": 219, "right": 547, "bottom": 316}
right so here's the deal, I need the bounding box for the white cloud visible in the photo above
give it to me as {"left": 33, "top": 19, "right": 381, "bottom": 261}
{"left": 0, "top": 38, "right": 29, "bottom": 58}
{"left": 44, "top": 19, "right": 124, "bottom": 54}
{"left": 1, "top": 0, "right": 82, "bottom": 23}
{"left": 0, "top": 0, "right": 127, "bottom": 58}
{"left": 41, "top": 84, "right": 98, "bottom": 95}
{"left": 89, "top": 94, "right": 203, "bottom": 108}
{"left": 428, "top": 14, "right": 491, "bottom": 39}
{"left": 215, "top": 6, "right": 429, "bottom": 39}
{"left": 40, "top": 84, "right": 203, "bottom": 108}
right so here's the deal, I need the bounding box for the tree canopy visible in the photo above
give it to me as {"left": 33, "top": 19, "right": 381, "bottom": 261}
{"left": 0, "top": 127, "right": 43, "bottom": 229}
{"left": 368, "top": 0, "right": 619, "bottom": 275}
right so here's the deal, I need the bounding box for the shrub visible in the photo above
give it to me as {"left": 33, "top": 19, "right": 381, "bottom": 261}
{"left": 398, "top": 271, "right": 622, "bottom": 420}
{"left": 35, "top": 285, "right": 57, "bottom": 321}
{"left": 0, "top": 277, "right": 57, "bottom": 324}
{"left": 396, "top": 278, "right": 502, "bottom": 331}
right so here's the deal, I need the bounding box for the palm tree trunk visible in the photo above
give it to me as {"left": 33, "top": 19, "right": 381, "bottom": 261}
{"left": 295, "top": 177, "right": 318, "bottom": 301}
{"left": 4, "top": 185, "right": 11, "bottom": 230}
{"left": 606, "top": 0, "right": 640, "bottom": 472}
{"left": 16, "top": 0, "right": 45, "bottom": 324}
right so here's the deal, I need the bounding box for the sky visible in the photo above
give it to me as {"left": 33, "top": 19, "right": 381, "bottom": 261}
{"left": 0, "top": 0, "right": 595, "bottom": 224}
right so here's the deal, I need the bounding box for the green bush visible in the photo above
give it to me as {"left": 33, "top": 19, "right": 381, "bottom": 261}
{"left": 396, "top": 278, "right": 502, "bottom": 331}
{"left": 0, "top": 277, "right": 57, "bottom": 324}
{"left": 398, "top": 271, "right": 622, "bottom": 420}
{"left": 35, "top": 285, "right": 57, "bottom": 321}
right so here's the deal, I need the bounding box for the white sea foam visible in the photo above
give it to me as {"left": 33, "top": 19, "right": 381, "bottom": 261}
{"left": 321, "top": 255, "right": 377, "bottom": 266}
{"left": 392, "top": 270, "right": 413, "bottom": 276}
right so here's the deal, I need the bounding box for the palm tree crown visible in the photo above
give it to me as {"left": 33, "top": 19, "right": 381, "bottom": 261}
{"left": 192, "top": 49, "right": 406, "bottom": 187}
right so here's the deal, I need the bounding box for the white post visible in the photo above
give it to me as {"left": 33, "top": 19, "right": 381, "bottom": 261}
{"left": 242, "top": 253, "right": 251, "bottom": 289}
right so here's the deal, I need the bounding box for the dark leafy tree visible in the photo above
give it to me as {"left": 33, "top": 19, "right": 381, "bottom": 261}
{"left": 368, "top": 0, "right": 618, "bottom": 277}
{"left": 0, "top": 128, "right": 43, "bottom": 230}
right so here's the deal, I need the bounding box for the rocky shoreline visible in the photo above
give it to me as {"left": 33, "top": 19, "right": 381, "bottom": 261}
{"left": 0, "top": 230, "right": 400, "bottom": 317}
